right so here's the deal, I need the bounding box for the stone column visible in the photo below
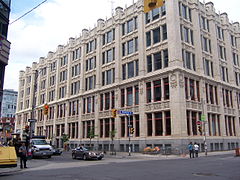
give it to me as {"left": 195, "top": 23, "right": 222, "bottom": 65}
{"left": 162, "top": 111, "right": 166, "bottom": 136}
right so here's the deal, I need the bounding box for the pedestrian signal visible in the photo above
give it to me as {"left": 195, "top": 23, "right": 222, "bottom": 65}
{"left": 111, "top": 109, "right": 117, "bottom": 118}
{"left": 144, "top": 0, "right": 165, "bottom": 13}
{"left": 198, "top": 126, "right": 202, "bottom": 134}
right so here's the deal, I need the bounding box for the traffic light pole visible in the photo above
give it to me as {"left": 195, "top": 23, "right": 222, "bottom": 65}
{"left": 201, "top": 98, "right": 207, "bottom": 156}
{"left": 127, "top": 115, "right": 131, "bottom": 156}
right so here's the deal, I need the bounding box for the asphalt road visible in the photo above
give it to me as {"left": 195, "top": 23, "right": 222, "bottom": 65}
{"left": 2, "top": 153, "right": 240, "bottom": 180}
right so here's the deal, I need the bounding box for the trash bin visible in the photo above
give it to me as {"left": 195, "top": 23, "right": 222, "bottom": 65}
{"left": 235, "top": 148, "right": 240, "bottom": 156}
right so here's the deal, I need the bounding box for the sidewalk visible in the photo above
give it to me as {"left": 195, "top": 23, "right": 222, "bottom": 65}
{"left": 105, "top": 150, "right": 235, "bottom": 159}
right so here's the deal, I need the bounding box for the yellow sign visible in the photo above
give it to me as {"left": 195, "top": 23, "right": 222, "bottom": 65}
{"left": 144, "top": 0, "right": 165, "bottom": 13}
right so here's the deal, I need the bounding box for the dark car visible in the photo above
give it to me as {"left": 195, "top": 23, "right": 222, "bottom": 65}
{"left": 72, "top": 147, "right": 104, "bottom": 160}
{"left": 52, "top": 146, "right": 62, "bottom": 155}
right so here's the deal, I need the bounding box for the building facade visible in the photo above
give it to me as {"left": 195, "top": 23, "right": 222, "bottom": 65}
{"left": 0, "top": 89, "right": 17, "bottom": 141}
{"left": 16, "top": 0, "right": 240, "bottom": 153}
{"left": 0, "top": 0, "right": 11, "bottom": 117}
{"left": 1, "top": 89, "right": 17, "bottom": 118}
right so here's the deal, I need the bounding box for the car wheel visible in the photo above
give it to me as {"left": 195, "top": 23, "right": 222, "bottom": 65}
{"left": 47, "top": 156, "right": 51, "bottom": 158}
{"left": 98, "top": 157, "right": 102, "bottom": 160}
{"left": 83, "top": 154, "right": 87, "bottom": 160}
{"left": 72, "top": 154, "right": 76, "bottom": 159}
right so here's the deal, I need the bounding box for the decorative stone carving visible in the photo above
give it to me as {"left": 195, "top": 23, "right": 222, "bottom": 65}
{"left": 179, "top": 73, "right": 184, "bottom": 88}
{"left": 145, "top": 104, "right": 151, "bottom": 111}
{"left": 170, "top": 74, "right": 177, "bottom": 88}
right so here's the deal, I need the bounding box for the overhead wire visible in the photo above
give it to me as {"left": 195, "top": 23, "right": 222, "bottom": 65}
{"left": 10, "top": 0, "right": 48, "bottom": 25}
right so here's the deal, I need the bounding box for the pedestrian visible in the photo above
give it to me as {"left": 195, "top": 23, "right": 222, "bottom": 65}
{"left": 19, "top": 142, "right": 28, "bottom": 169}
{"left": 194, "top": 142, "right": 199, "bottom": 158}
{"left": 188, "top": 142, "right": 194, "bottom": 158}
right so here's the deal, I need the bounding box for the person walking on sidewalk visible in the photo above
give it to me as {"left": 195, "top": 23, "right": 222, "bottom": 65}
{"left": 194, "top": 142, "right": 199, "bottom": 158}
{"left": 19, "top": 142, "right": 28, "bottom": 169}
{"left": 188, "top": 142, "right": 194, "bottom": 158}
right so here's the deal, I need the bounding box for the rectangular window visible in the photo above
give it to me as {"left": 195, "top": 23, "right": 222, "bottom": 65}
{"left": 154, "top": 52, "right": 161, "bottom": 70}
{"left": 100, "top": 94, "right": 103, "bottom": 111}
{"left": 127, "top": 39, "right": 134, "bottom": 54}
{"left": 147, "top": 55, "right": 152, "bottom": 73}
{"left": 134, "top": 85, "right": 139, "bottom": 105}
{"left": 121, "top": 117, "right": 125, "bottom": 137}
{"left": 128, "top": 61, "right": 134, "bottom": 78}
{"left": 153, "top": 27, "right": 160, "bottom": 44}
{"left": 122, "top": 64, "right": 126, "bottom": 80}
{"left": 127, "top": 87, "right": 133, "bottom": 106}
{"left": 155, "top": 112, "right": 163, "bottom": 136}
{"left": 162, "top": 24, "right": 167, "bottom": 40}
{"left": 147, "top": 114, "right": 153, "bottom": 136}
{"left": 154, "top": 80, "right": 161, "bottom": 102}
{"left": 146, "top": 82, "right": 152, "bottom": 103}
{"left": 111, "top": 91, "right": 115, "bottom": 109}
{"left": 121, "top": 89, "right": 125, "bottom": 107}
{"left": 163, "top": 78, "right": 169, "bottom": 100}
{"left": 105, "top": 92, "right": 110, "bottom": 110}
{"left": 146, "top": 31, "right": 151, "bottom": 47}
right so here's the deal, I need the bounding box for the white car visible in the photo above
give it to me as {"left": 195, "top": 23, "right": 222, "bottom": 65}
{"left": 30, "top": 139, "right": 53, "bottom": 158}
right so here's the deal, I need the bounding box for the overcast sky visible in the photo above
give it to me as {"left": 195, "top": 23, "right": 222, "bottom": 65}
{"left": 4, "top": 0, "right": 240, "bottom": 91}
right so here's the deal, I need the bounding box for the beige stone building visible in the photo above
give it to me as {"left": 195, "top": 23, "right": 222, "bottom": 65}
{"left": 16, "top": 0, "right": 240, "bottom": 153}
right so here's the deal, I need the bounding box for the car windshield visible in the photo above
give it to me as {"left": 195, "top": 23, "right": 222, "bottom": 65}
{"left": 32, "top": 139, "right": 48, "bottom": 145}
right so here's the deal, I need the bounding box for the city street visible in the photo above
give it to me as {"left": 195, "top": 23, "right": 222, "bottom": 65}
{"left": 1, "top": 151, "right": 240, "bottom": 180}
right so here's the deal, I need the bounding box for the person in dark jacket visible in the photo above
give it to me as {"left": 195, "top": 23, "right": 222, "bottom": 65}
{"left": 19, "top": 142, "right": 27, "bottom": 169}
{"left": 188, "top": 142, "right": 194, "bottom": 158}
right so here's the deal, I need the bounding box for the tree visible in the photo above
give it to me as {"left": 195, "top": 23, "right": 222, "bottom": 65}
{"left": 61, "top": 133, "right": 69, "bottom": 151}
{"left": 110, "top": 129, "right": 117, "bottom": 154}
{"left": 87, "top": 127, "right": 98, "bottom": 149}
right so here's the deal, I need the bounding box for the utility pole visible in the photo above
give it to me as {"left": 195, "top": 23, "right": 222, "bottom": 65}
{"left": 29, "top": 70, "right": 38, "bottom": 139}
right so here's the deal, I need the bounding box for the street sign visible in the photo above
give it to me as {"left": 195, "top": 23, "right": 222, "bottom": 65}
{"left": 118, "top": 110, "right": 133, "bottom": 115}
{"left": 200, "top": 115, "right": 206, "bottom": 121}
{"left": 28, "top": 119, "right": 37, "bottom": 122}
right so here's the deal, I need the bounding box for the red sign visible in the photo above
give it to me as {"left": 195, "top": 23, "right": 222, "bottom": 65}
{"left": 196, "top": 121, "right": 201, "bottom": 125}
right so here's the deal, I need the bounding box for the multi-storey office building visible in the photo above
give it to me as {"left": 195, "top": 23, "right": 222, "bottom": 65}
{"left": 0, "top": 0, "right": 11, "bottom": 117}
{"left": 16, "top": 0, "right": 240, "bottom": 152}
{"left": 0, "top": 89, "right": 16, "bottom": 141}
{"left": 1, "top": 89, "right": 17, "bottom": 118}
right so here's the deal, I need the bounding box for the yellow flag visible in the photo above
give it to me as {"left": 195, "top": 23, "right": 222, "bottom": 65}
{"left": 144, "top": 0, "right": 165, "bottom": 13}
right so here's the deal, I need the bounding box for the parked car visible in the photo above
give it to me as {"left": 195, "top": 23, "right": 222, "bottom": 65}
{"left": 52, "top": 146, "right": 62, "bottom": 155}
{"left": 72, "top": 146, "right": 104, "bottom": 160}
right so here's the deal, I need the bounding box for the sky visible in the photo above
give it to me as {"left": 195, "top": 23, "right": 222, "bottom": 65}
{"left": 4, "top": 0, "right": 240, "bottom": 91}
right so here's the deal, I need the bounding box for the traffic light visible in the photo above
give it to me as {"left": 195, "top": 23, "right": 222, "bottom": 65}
{"left": 144, "top": 0, "right": 165, "bottom": 13}
{"left": 198, "top": 126, "right": 202, "bottom": 134}
{"left": 111, "top": 109, "right": 117, "bottom": 118}
{"left": 130, "top": 128, "right": 135, "bottom": 134}
{"left": 43, "top": 104, "right": 49, "bottom": 115}
{"left": 25, "top": 125, "right": 29, "bottom": 134}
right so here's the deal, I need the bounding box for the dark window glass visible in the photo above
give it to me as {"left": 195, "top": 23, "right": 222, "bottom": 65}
{"left": 146, "top": 31, "right": 151, "bottom": 47}
{"left": 146, "top": 82, "right": 152, "bottom": 103}
{"left": 154, "top": 52, "right": 161, "bottom": 70}
{"left": 147, "top": 55, "right": 152, "bottom": 73}
{"left": 153, "top": 27, "right": 160, "bottom": 44}
{"left": 154, "top": 80, "right": 161, "bottom": 102}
